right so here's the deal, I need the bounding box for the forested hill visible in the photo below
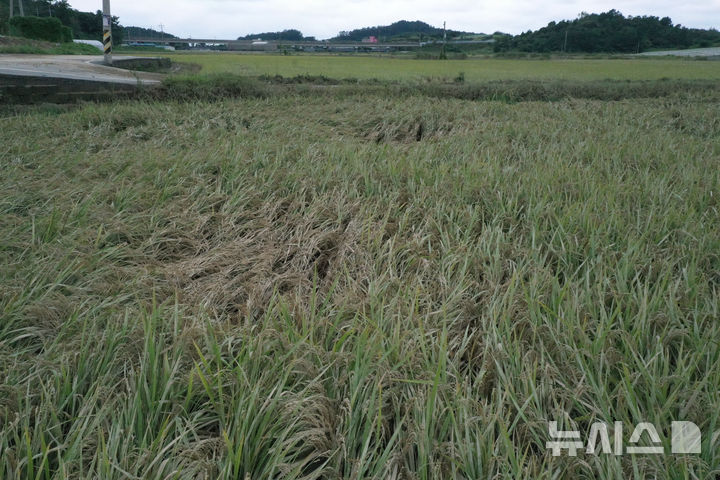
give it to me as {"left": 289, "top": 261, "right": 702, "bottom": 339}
{"left": 494, "top": 10, "right": 720, "bottom": 53}
{"left": 237, "top": 29, "right": 316, "bottom": 41}
{"left": 0, "top": 0, "right": 123, "bottom": 42}
{"left": 124, "top": 26, "right": 177, "bottom": 40}
{"left": 331, "top": 20, "right": 476, "bottom": 42}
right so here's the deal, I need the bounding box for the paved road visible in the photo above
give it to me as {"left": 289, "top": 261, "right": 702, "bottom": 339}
{"left": 0, "top": 55, "right": 162, "bottom": 85}
{"left": 637, "top": 47, "right": 720, "bottom": 57}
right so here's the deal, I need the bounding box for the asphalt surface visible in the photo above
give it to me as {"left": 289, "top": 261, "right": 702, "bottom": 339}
{"left": 0, "top": 55, "right": 162, "bottom": 85}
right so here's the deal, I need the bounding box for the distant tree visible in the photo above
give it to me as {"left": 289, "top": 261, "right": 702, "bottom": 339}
{"left": 496, "top": 10, "right": 720, "bottom": 53}
{"left": 238, "top": 29, "right": 310, "bottom": 41}
{"left": 124, "top": 26, "right": 178, "bottom": 40}
{"left": 0, "top": 0, "right": 9, "bottom": 34}
{"left": 10, "top": 15, "right": 72, "bottom": 42}
{"left": 329, "top": 20, "right": 474, "bottom": 42}
{"left": 2, "top": 0, "right": 124, "bottom": 43}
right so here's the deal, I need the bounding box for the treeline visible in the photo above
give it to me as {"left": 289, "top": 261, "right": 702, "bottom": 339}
{"left": 0, "top": 0, "right": 12, "bottom": 33}
{"left": 495, "top": 10, "right": 720, "bottom": 53}
{"left": 125, "top": 26, "right": 176, "bottom": 40}
{"left": 1, "top": 0, "right": 123, "bottom": 42}
{"left": 237, "top": 29, "right": 316, "bottom": 42}
{"left": 332, "top": 20, "right": 472, "bottom": 42}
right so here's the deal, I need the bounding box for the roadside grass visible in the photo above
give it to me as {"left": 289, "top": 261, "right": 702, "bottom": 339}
{"left": 0, "top": 43, "right": 101, "bottom": 54}
{"left": 1, "top": 85, "right": 719, "bottom": 478}
{"left": 0, "top": 36, "right": 101, "bottom": 55}
{"left": 161, "top": 52, "right": 720, "bottom": 81}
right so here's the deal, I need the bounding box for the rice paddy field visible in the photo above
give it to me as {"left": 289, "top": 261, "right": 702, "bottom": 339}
{"left": 166, "top": 52, "right": 720, "bottom": 81}
{"left": 1, "top": 55, "right": 720, "bottom": 478}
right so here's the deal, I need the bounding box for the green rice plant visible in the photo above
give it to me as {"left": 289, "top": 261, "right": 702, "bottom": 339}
{"left": 161, "top": 53, "right": 720, "bottom": 82}
{"left": 1, "top": 79, "right": 718, "bottom": 478}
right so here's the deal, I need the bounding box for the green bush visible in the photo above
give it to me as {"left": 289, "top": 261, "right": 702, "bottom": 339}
{"left": 9, "top": 16, "right": 73, "bottom": 43}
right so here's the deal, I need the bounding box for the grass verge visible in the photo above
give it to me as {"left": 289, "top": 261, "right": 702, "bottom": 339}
{"left": 0, "top": 36, "right": 102, "bottom": 55}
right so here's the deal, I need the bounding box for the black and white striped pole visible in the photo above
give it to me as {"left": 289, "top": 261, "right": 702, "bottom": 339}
{"left": 102, "top": 0, "right": 113, "bottom": 65}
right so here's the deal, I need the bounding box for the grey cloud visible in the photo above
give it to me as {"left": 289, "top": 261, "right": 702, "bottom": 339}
{"left": 69, "top": 0, "right": 719, "bottom": 39}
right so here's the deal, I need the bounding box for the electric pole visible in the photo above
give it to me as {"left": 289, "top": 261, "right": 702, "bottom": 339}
{"left": 102, "top": 0, "right": 113, "bottom": 65}
{"left": 9, "top": 0, "right": 13, "bottom": 18}
{"left": 441, "top": 21, "right": 447, "bottom": 59}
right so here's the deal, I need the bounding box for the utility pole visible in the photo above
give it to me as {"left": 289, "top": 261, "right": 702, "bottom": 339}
{"left": 441, "top": 21, "right": 447, "bottom": 59}
{"left": 159, "top": 24, "right": 165, "bottom": 42}
{"left": 9, "top": 0, "right": 13, "bottom": 18}
{"left": 563, "top": 29, "right": 568, "bottom": 53}
{"left": 102, "top": 0, "right": 113, "bottom": 65}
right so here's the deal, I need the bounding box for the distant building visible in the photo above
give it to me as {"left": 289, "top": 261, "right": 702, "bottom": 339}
{"left": 362, "top": 36, "right": 378, "bottom": 44}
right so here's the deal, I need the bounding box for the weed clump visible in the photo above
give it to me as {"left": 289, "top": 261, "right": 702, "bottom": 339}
{"left": 152, "top": 74, "right": 269, "bottom": 101}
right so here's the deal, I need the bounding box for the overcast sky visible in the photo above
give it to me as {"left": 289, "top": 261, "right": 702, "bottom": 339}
{"left": 68, "top": 0, "right": 720, "bottom": 39}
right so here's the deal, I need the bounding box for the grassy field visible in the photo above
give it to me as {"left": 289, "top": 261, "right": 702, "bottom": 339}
{"left": 164, "top": 52, "right": 720, "bottom": 81}
{"left": 0, "top": 36, "right": 102, "bottom": 55}
{"left": 1, "top": 65, "right": 720, "bottom": 478}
